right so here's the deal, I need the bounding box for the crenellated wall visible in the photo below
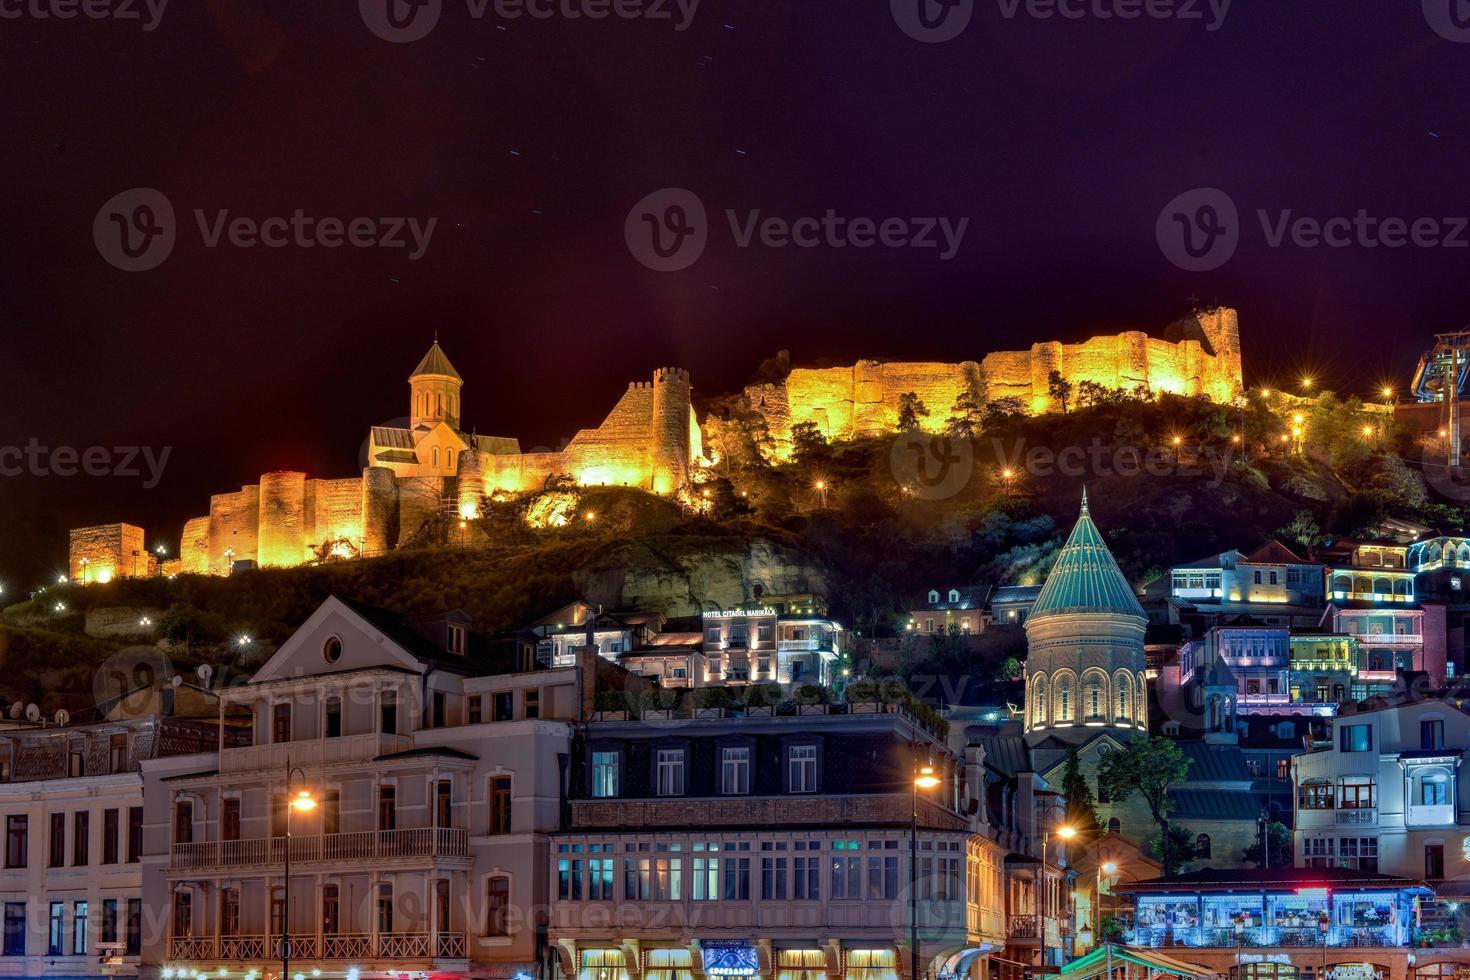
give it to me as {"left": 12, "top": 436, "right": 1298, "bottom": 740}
{"left": 747, "top": 308, "right": 1243, "bottom": 446}
{"left": 68, "top": 523, "right": 150, "bottom": 582}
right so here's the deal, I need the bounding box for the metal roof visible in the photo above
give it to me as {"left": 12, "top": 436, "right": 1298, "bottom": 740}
{"left": 371, "top": 426, "right": 416, "bottom": 449}
{"left": 410, "top": 341, "right": 463, "bottom": 381}
{"left": 1029, "top": 490, "right": 1146, "bottom": 622}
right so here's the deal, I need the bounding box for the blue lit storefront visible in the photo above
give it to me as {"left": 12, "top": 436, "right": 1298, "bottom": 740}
{"left": 1106, "top": 868, "right": 1457, "bottom": 980}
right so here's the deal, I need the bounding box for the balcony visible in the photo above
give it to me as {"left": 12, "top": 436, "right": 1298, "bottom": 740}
{"left": 1127, "top": 926, "right": 1397, "bottom": 948}
{"left": 169, "top": 827, "right": 469, "bottom": 871}
{"left": 1335, "top": 808, "right": 1377, "bottom": 826}
{"left": 1408, "top": 803, "right": 1455, "bottom": 828}
{"left": 778, "top": 639, "right": 823, "bottom": 652}
{"left": 170, "top": 932, "right": 467, "bottom": 962}
{"left": 220, "top": 732, "right": 413, "bottom": 773}
{"left": 1354, "top": 633, "right": 1422, "bottom": 646}
{"left": 570, "top": 793, "right": 966, "bottom": 831}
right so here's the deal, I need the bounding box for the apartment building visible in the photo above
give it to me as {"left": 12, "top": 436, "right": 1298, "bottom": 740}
{"left": 146, "top": 595, "right": 603, "bottom": 980}
{"left": 0, "top": 714, "right": 219, "bottom": 979}
{"left": 700, "top": 597, "right": 843, "bottom": 687}
{"left": 547, "top": 701, "right": 1008, "bottom": 980}
{"left": 1164, "top": 542, "right": 1325, "bottom": 630}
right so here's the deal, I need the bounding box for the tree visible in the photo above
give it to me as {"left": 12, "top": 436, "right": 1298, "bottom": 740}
{"left": 946, "top": 384, "right": 983, "bottom": 438}
{"left": 983, "top": 396, "right": 1027, "bottom": 429}
{"left": 1060, "top": 747, "right": 1100, "bottom": 838}
{"left": 1047, "top": 370, "right": 1073, "bottom": 414}
{"left": 897, "top": 392, "right": 929, "bottom": 432}
{"left": 1146, "top": 824, "right": 1202, "bottom": 875}
{"left": 790, "top": 421, "right": 828, "bottom": 463}
{"left": 1242, "top": 820, "right": 1293, "bottom": 869}
{"left": 997, "top": 656, "right": 1023, "bottom": 682}
{"left": 1277, "top": 510, "right": 1321, "bottom": 550}
{"left": 1097, "top": 737, "right": 1192, "bottom": 875}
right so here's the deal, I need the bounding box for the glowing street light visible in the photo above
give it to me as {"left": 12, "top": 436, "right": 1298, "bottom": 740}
{"left": 236, "top": 635, "right": 252, "bottom": 648}
{"left": 910, "top": 761, "right": 944, "bottom": 980}
{"left": 281, "top": 765, "right": 316, "bottom": 980}
{"left": 1301, "top": 376, "right": 1314, "bottom": 391}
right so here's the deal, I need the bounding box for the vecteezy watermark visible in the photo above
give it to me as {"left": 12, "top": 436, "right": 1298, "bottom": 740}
{"left": 1157, "top": 187, "right": 1470, "bottom": 272}
{"left": 891, "top": 0, "right": 1228, "bottom": 43}
{"left": 0, "top": 439, "right": 171, "bottom": 488}
{"left": 625, "top": 187, "right": 969, "bottom": 272}
{"left": 1424, "top": 0, "right": 1470, "bottom": 42}
{"left": 0, "top": 0, "right": 169, "bottom": 30}
{"left": 890, "top": 431, "right": 975, "bottom": 500}
{"left": 993, "top": 436, "right": 1235, "bottom": 486}
{"left": 93, "top": 188, "right": 437, "bottom": 272}
{"left": 359, "top": 0, "right": 698, "bottom": 43}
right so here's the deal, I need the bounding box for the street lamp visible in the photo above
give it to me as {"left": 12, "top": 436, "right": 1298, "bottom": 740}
{"left": 1036, "top": 803, "right": 1076, "bottom": 970}
{"left": 912, "top": 761, "right": 942, "bottom": 980}
{"left": 282, "top": 764, "right": 316, "bottom": 980}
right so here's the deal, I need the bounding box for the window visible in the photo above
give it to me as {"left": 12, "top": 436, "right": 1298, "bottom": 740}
{"left": 5, "top": 816, "right": 25, "bottom": 869}
{"left": 432, "top": 691, "right": 447, "bottom": 728}
{"left": 1423, "top": 719, "right": 1446, "bottom": 751}
{"left": 127, "top": 808, "right": 142, "bottom": 863}
{"left": 788, "top": 744, "right": 818, "bottom": 793}
{"left": 928, "top": 590, "right": 939, "bottom": 604}
{"left": 448, "top": 623, "right": 467, "bottom": 655}
{"left": 73, "top": 811, "right": 89, "bottom": 866}
{"left": 1195, "top": 834, "right": 1211, "bottom": 858}
{"left": 125, "top": 900, "right": 141, "bottom": 956}
{"left": 1106, "top": 817, "right": 1121, "bottom": 835}
{"left": 490, "top": 776, "right": 512, "bottom": 834}
{"left": 380, "top": 691, "right": 397, "bottom": 734}
{"left": 272, "top": 703, "right": 291, "bottom": 743}
{"left": 1300, "top": 780, "right": 1334, "bottom": 809}
{"left": 48, "top": 901, "right": 63, "bottom": 955}
{"left": 524, "top": 688, "right": 540, "bottom": 719}
{"left": 73, "top": 901, "right": 88, "bottom": 955}
{"left": 324, "top": 697, "right": 342, "bottom": 738}
{"left": 3, "top": 903, "right": 22, "bottom": 956}
{"left": 467, "top": 695, "right": 482, "bottom": 725}
{"left": 831, "top": 849, "right": 863, "bottom": 898}
{"left": 1340, "top": 776, "right": 1375, "bottom": 809}
{"left": 48, "top": 813, "right": 65, "bottom": 867}
{"left": 174, "top": 800, "right": 193, "bottom": 844}
{"left": 868, "top": 854, "right": 899, "bottom": 899}
{"left": 378, "top": 785, "right": 396, "bottom": 830}
{"left": 592, "top": 751, "right": 619, "bottom": 798}
{"left": 761, "top": 856, "right": 788, "bottom": 899}
{"left": 321, "top": 790, "right": 340, "bottom": 835}
{"left": 377, "top": 883, "right": 394, "bottom": 934}
{"left": 1276, "top": 759, "right": 1290, "bottom": 780}
{"left": 323, "top": 636, "right": 343, "bottom": 664}
{"left": 101, "top": 899, "right": 118, "bottom": 945}
{"left": 1339, "top": 724, "right": 1373, "bottom": 753}
{"left": 722, "top": 855, "right": 751, "bottom": 900}
{"left": 794, "top": 855, "right": 821, "bottom": 899}
{"left": 1421, "top": 773, "right": 1450, "bottom": 806}
{"left": 109, "top": 734, "right": 127, "bottom": 773}
{"left": 1303, "top": 837, "right": 1334, "bottom": 867}
{"left": 493, "top": 692, "right": 513, "bottom": 721}
{"left": 486, "top": 877, "right": 510, "bottom": 936}
{"left": 721, "top": 747, "right": 751, "bottom": 795}
{"left": 657, "top": 749, "right": 686, "bottom": 796}
{"left": 435, "top": 779, "right": 452, "bottom": 828}
{"left": 321, "top": 885, "right": 339, "bottom": 936}
{"left": 1427, "top": 843, "right": 1446, "bottom": 879}
{"left": 102, "top": 809, "right": 119, "bottom": 864}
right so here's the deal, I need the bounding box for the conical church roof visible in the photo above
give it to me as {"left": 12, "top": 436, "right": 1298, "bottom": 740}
{"left": 410, "top": 340, "right": 462, "bottom": 382}
{"left": 1029, "top": 489, "right": 1147, "bottom": 621}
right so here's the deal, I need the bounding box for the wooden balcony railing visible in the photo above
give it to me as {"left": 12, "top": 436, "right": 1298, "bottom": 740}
{"left": 170, "top": 827, "right": 468, "bottom": 870}
{"left": 170, "top": 932, "right": 467, "bottom": 961}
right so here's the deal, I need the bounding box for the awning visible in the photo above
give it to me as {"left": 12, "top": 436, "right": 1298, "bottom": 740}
{"left": 1058, "top": 945, "right": 1217, "bottom": 980}
{"left": 941, "top": 946, "right": 998, "bottom": 978}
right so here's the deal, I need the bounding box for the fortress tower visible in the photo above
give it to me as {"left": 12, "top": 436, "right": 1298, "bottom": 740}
{"left": 649, "top": 367, "right": 694, "bottom": 494}
{"left": 410, "top": 339, "right": 464, "bottom": 431}
{"left": 1023, "top": 490, "right": 1149, "bottom": 746}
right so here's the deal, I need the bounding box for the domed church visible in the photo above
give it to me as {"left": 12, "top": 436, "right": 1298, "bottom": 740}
{"left": 1023, "top": 490, "right": 1150, "bottom": 746}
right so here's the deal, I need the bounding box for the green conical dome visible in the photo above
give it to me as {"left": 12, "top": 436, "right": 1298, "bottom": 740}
{"left": 1029, "top": 490, "right": 1146, "bottom": 621}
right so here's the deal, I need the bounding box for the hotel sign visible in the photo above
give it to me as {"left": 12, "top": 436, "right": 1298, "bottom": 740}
{"left": 703, "top": 941, "right": 760, "bottom": 977}
{"left": 703, "top": 608, "right": 777, "bottom": 619}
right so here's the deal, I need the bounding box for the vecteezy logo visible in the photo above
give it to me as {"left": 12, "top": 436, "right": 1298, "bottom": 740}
{"left": 360, "top": 0, "right": 442, "bottom": 42}
{"left": 625, "top": 188, "right": 708, "bottom": 272}
{"left": 1156, "top": 187, "right": 1239, "bottom": 272}
{"left": 889, "top": 431, "right": 974, "bottom": 500}
{"left": 93, "top": 188, "right": 177, "bottom": 272}
{"left": 1424, "top": 0, "right": 1470, "bottom": 42}
{"left": 891, "top": 0, "right": 973, "bottom": 42}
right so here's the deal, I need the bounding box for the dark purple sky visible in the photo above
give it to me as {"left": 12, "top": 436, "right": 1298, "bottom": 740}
{"left": 3, "top": 1, "right": 1469, "bottom": 585}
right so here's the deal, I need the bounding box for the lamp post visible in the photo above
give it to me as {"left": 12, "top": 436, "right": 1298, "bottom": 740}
{"left": 912, "top": 761, "right": 942, "bottom": 980}
{"left": 282, "top": 762, "right": 316, "bottom": 980}
{"left": 1036, "top": 802, "right": 1075, "bottom": 969}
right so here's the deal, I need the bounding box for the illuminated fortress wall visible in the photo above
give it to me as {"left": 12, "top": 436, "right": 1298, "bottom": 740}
{"left": 68, "top": 524, "right": 150, "bottom": 583}
{"left": 749, "top": 308, "right": 1243, "bottom": 445}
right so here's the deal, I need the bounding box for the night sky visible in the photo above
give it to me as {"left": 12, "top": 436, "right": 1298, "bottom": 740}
{"left": 3, "top": 1, "right": 1469, "bottom": 586}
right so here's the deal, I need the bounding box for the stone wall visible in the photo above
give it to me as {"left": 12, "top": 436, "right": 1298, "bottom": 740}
{"left": 749, "top": 308, "right": 1244, "bottom": 446}
{"left": 68, "top": 523, "right": 148, "bottom": 582}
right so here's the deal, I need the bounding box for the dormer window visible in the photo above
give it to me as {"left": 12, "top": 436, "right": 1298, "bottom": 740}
{"left": 447, "top": 624, "right": 466, "bottom": 656}
{"left": 948, "top": 590, "right": 960, "bottom": 604}
{"left": 928, "top": 590, "right": 939, "bottom": 604}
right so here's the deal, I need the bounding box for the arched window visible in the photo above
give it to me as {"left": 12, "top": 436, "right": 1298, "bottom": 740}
{"left": 1115, "top": 674, "right": 1132, "bottom": 722}
{"left": 1395, "top": 579, "right": 1412, "bottom": 596}
{"left": 1373, "top": 577, "right": 1391, "bottom": 596}
{"left": 1195, "top": 833, "right": 1211, "bottom": 858}
{"left": 1056, "top": 675, "right": 1074, "bottom": 723}
{"left": 1030, "top": 675, "right": 1048, "bottom": 727}
{"left": 948, "top": 589, "right": 960, "bottom": 603}
{"left": 1083, "top": 671, "right": 1107, "bottom": 722}
{"left": 1332, "top": 573, "right": 1351, "bottom": 594}
{"left": 1107, "top": 818, "right": 1121, "bottom": 835}
{"left": 928, "top": 590, "right": 939, "bottom": 604}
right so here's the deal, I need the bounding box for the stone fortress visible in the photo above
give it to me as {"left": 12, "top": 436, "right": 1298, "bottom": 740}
{"left": 68, "top": 308, "right": 1243, "bottom": 580}
{"left": 744, "top": 306, "right": 1242, "bottom": 447}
